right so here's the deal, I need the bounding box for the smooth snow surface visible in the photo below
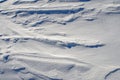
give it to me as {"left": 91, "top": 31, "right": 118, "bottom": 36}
{"left": 0, "top": 0, "right": 120, "bottom": 80}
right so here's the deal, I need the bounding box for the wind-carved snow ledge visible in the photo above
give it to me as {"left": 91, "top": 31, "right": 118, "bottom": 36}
{"left": 0, "top": 5, "right": 84, "bottom": 26}
{"left": 0, "top": 0, "right": 7, "bottom": 3}
{"left": 55, "top": 39, "right": 105, "bottom": 48}
{"left": 13, "top": 0, "right": 39, "bottom": 5}
{"left": 0, "top": 36, "right": 105, "bottom": 49}
{"left": 105, "top": 68, "right": 120, "bottom": 80}
{"left": 103, "top": 4, "right": 120, "bottom": 14}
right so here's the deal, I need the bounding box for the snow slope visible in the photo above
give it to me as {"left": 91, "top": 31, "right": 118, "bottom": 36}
{"left": 0, "top": 0, "right": 120, "bottom": 80}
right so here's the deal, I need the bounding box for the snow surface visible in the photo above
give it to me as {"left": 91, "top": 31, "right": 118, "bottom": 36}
{"left": 0, "top": 0, "right": 120, "bottom": 80}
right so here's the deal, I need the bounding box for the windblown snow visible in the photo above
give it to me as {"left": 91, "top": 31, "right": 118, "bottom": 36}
{"left": 0, "top": 0, "right": 120, "bottom": 80}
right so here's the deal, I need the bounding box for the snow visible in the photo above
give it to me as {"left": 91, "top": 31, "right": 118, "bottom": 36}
{"left": 0, "top": 0, "right": 120, "bottom": 80}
